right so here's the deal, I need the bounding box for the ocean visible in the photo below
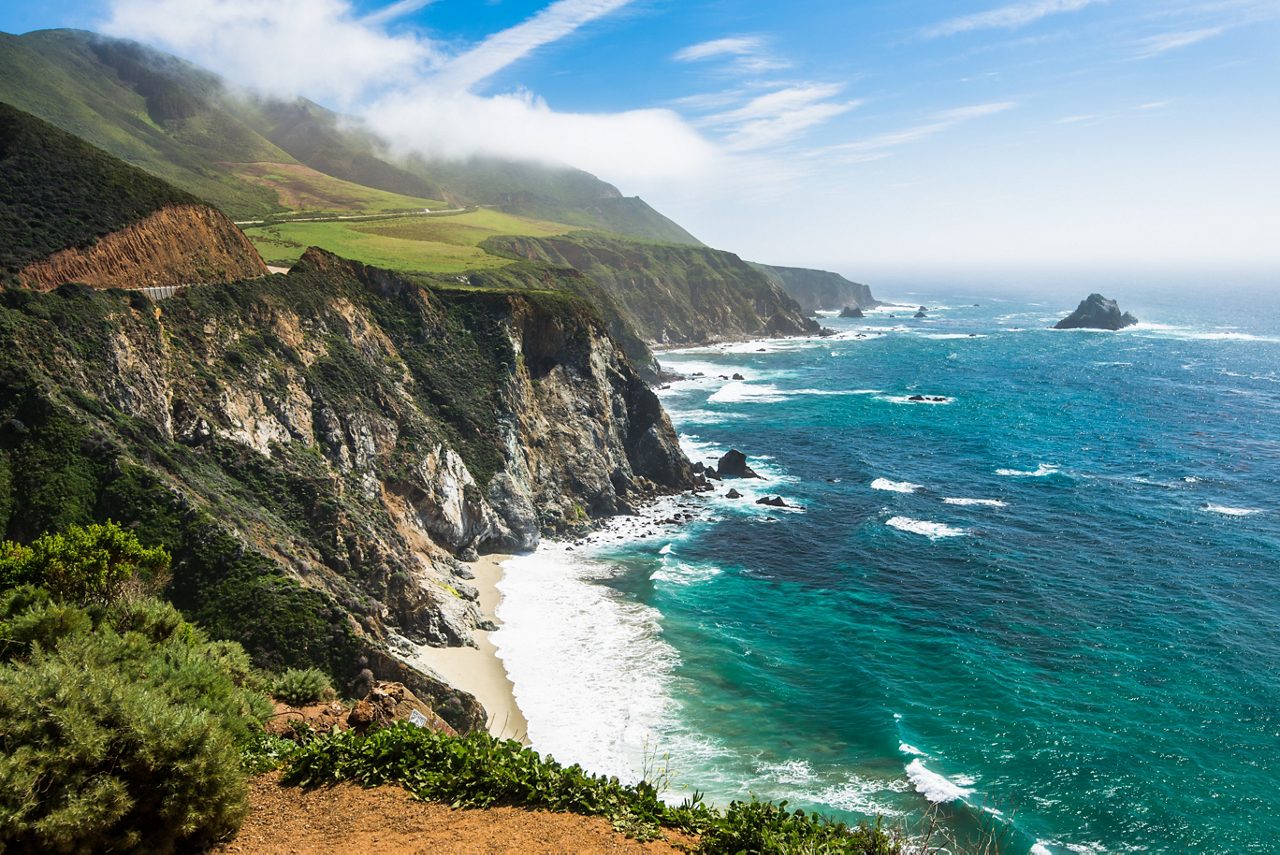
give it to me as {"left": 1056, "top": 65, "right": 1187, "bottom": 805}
{"left": 492, "top": 289, "right": 1280, "bottom": 853}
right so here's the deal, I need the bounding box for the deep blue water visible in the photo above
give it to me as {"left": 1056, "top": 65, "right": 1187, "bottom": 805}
{"left": 496, "top": 291, "right": 1280, "bottom": 853}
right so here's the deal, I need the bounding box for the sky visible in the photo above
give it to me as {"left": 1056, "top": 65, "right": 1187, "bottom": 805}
{"left": 3, "top": 0, "right": 1278, "bottom": 287}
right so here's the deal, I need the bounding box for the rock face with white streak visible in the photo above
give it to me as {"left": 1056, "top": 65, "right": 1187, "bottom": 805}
{"left": 0, "top": 248, "right": 692, "bottom": 731}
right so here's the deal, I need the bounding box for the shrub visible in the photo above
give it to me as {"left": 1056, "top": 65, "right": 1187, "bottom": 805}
{"left": 699, "top": 799, "right": 899, "bottom": 855}
{"left": 273, "top": 667, "right": 334, "bottom": 707}
{"left": 0, "top": 635, "right": 248, "bottom": 853}
{"left": 0, "top": 521, "right": 170, "bottom": 605}
{"left": 283, "top": 724, "right": 903, "bottom": 853}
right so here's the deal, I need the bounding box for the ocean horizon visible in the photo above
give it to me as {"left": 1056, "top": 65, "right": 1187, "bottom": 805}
{"left": 493, "top": 286, "right": 1280, "bottom": 854}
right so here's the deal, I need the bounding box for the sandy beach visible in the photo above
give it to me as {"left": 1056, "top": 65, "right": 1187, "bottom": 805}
{"left": 411, "top": 554, "right": 529, "bottom": 742}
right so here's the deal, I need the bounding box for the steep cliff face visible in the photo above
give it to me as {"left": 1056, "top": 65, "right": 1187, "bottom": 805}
{"left": 484, "top": 233, "right": 819, "bottom": 346}
{"left": 17, "top": 203, "right": 268, "bottom": 290}
{"left": 754, "top": 264, "right": 878, "bottom": 314}
{"left": 0, "top": 249, "right": 691, "bottom": 730}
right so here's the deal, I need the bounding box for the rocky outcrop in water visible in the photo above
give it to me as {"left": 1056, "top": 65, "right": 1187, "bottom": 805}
{"left": 839, "top": 306, "right": 864, "bottom": 319}
{"left": 1054, "top": 294, "right": 1138, "bottom": 330}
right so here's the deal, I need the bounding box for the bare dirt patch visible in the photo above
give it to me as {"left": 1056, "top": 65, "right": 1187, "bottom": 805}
{"left": 218, "top": 774, "right": 698, "bottom": 854}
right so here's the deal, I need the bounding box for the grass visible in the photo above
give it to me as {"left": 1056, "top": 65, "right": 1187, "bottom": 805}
{"left": 244, "top": 208, "right": 575, "bottom": 274}
{"left": 226, "top": 162, "right": 445, "bottom": 215}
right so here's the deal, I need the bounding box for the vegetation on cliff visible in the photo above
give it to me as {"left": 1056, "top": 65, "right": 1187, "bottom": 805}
{"left": 754, "top": 263, "right": 878, "bottom": 314}
{"left": 0, "top": 524, "right": 271, "bottom": 853}
{"left": 483, "top": 232, "right": 821, "bottom": 345}
{"left": 0, "top": 100, "right": 197, "bottom": 283}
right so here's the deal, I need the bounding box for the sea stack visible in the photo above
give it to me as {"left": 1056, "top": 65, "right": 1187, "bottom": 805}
{"left": 839, "top": 305, "right": 865, "bottom": 318}
{"left": 1054, "top": 294, "right": 1138, "bottom": 331}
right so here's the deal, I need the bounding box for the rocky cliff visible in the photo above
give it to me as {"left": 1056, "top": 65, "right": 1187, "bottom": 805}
{"left": 754, "top": 263, "right": 877, "bottom": 314}
{"left": 483, "top": 233, "right": 820, "bottom": 346}
{"left": 17, "top": 203, "right": 268, "bottom": 290}
{"left": 0, "top": 248, "right": 692, "bottom": 731}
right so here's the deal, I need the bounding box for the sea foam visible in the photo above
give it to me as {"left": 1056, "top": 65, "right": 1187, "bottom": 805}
{"left": 943, "top": 497, "right": 1008, "bottom": 507}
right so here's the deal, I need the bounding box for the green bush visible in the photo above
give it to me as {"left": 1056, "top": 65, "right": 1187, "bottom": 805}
{"left": 0, "top": 635, "right": 248, "bottom": 853}
{"left": 272, "top": 667, "right": 334, "bottom": 707}
{"left": 699, "top": 799, "right": 899, "bottom": 855}
{"left": 283, "top": 724, "right": 902, "bottom": 852}
{"left": 0, "top": 521, "right": 169, "bottom": 606}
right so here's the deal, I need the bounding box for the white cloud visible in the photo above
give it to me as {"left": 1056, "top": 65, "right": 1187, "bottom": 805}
{"left": 435, "top": 0, "right": 636, "bottom": 91}
{"left": 102, "top": 0, "right": 438, "bottom": 107}
{"left": 363, "top": 0, "right": 439, "bottom": 26}
{"left": 1056, "top": 113, "right": 1099, "bottom": 124}
{"left": 925, "top": 0, "right": 1103, "bottom": 38}
{"left": 672, "top": 35, "right": 790, "bottom": 74}
{"left": 674, "top": 37, "right": 763, "bottom": 63}
{"left": 1132, "top": 26, "right": 1227, "bottom": 58}
{"left": 368, "top": 87, "right": 717, "bottom": 184}
{"left": 101, "top": 0, "right": 713, "bottom": 183}
{"left": 702, "top": 84, "right": 863, "bottom": 151}
{"left": 815, "top": 101, "right": 1016, "bottom": 163}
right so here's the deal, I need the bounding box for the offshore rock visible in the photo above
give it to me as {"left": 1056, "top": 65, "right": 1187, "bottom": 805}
{"left": 717, "top": 449, "right": 760, "bottom": 479}
{"left": 839, "top": 306, "right": 865, "bottom": 318}
{"left": 1054, "top": 294, "right": 1138, "bottom": 330}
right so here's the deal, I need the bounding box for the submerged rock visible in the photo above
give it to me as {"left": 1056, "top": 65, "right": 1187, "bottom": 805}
{"left": 1054, "top": 294, "right": 1138, "bottom": 330}
{"left": 756, "top": 495, "right": 788, "bottom": 507}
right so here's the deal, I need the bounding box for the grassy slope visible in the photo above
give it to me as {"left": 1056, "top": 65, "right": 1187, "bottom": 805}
{"left": 244, "top": 209, "right": 575, "bottom": 274}
{"left": 0, "top": 101, "right": 198, "bottom": 281}
{"left": 0, "top": 30, "right": 287, "bottom": 219}
{"left": 226, "top": 162, "right": 444, "bottom": 215}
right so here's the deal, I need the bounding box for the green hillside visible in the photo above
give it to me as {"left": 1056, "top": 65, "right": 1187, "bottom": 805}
{"left": 0, "top": 100, "right": 196, "bottom": 282}
{"left": 0, "top": 30, "right": 287, "bottom": 218}
{"left": 0, "top": 29, "right": 701, "bottom": 245}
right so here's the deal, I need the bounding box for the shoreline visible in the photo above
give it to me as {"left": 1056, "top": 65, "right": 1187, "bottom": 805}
{"left": 410, "top": 554, "right": 530, "bottom": 742}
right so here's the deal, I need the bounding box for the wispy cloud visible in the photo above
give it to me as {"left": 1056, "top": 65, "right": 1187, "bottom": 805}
{"left": 925, "top": 0, "right": 1103, "bottom": 38}
{"left": 1055, "top": 113, "right": 1099, "bottom": 124}
{"left": 700, "top": 84, "right": 863, "bottom": 151}
{"left": 437, "top": 0, "right": 636, "bottom": 91}
{"left": 1132, "top": 26, "right": 1226, "bottom": 58}
{"left": 1136, "top": 100, "right": 1171, "bottom": 110}
{"left": 362, "top": 0, "right": 438, "bottom": 26}
{"left": 674, "top": 36, "right": 762, "bottom": 62}
{"left": 672, "top": 34, "right": 790, "bottom": 74}
{"left": 816, "top": 102, "right": 1016, "bottom": 163}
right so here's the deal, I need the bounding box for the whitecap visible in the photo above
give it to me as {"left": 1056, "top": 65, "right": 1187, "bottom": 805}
{"left": 658, "top": 543, "right": 673, "bottom": 555}
{"left": 918, "top": 333, "right": 986, "bottom": 340}
{"left": 996, "top": 464, "right": 1059, "bottom": 477}
{"left": 905, "top": 758, "right": 973, "bottom": 803}
{"left": 708, "top": 381, "right": 789, "bottom": 404}
{"left": 651, "top": 560, "right": 722, "bottom": 586}
{"left": 872, "top": 478, "right": 922, "bottom": 494}
{"left": 1204, "top": 504, "right": 1263, "bottom": 517}
{"left": 886, "top": 517, "right": 967, "bottom": 539}
{"left": 942, "top": 497, "right": 1008, "bottom": 507}
{"left": 898, "top": 742, "right": 926, "bottom": 757}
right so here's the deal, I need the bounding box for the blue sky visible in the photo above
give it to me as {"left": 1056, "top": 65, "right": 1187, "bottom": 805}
{"left": 3, "top": 0, "right": 1278, "bottom": 285}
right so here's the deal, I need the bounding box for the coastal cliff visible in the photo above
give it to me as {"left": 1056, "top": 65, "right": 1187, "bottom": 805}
{"left": 0, "top": 249, "right": 692, "bottom": 731}
{"left": 754, "top": 263, "right": 877, "bottom": 314}
{"left": 483, "top": 233, "right": 820, "bottom": 346}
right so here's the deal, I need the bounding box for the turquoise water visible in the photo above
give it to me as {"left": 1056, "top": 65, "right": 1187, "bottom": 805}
{"left": 495, "top": 291, "right": 1280, "bottom": 853}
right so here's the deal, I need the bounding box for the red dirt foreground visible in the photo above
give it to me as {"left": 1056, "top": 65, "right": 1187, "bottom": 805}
{"left": 217, "top": 774, "right": 698, "bottom": 854}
